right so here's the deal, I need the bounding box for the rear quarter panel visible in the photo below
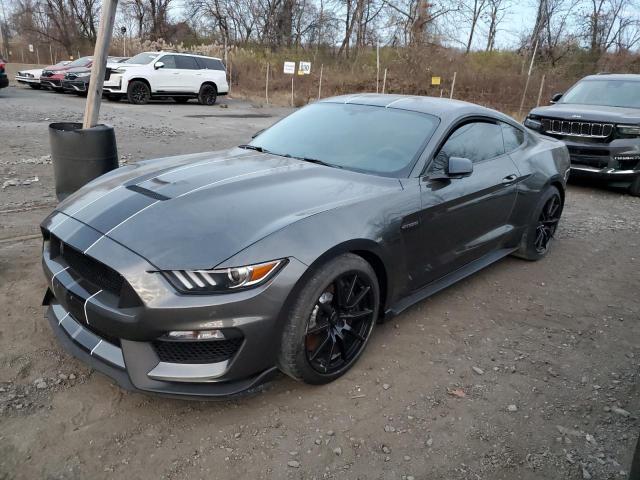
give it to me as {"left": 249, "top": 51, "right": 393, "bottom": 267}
{"left": 509, "top": 131, "right": 570, "bottom": 228}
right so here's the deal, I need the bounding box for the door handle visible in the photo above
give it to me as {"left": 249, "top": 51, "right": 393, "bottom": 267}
{"left": 502, "top": 174, "right": 517, "bottom": 183}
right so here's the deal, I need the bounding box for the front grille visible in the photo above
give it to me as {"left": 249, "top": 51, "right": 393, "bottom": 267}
{"left": 153, "top": 338, "right": 243, "bottom": 364}
{"left": 66, "top": 290, "right": 121, "bottom": 345}
{"left": 541, "top": 118, "right": 614, "bottom": 139}
{"left": 58, "top": 240, "right": 124, "bottom": 295}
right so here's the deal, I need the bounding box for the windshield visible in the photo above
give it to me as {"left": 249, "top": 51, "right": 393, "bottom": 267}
{"left": 125, "top": 53, "right": 159, "bottom": 65}
{"left": 560, "top": 79, "right": 640, "bottom": 108}
{"left": 250, "top": 103, "right": 439, "bottom": 176}
{"left": 66, "top": 57, "right": 92, "bottom": 68}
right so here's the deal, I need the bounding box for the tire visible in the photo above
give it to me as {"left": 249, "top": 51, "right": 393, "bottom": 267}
{"left": 173, "top": 97, "right": 189, "bottom": 104}
{"left": 629, "top": 175, "right": 640, "bottom": 197}
{"left": 197, "top": 83, "right": 217, "bottom": 105}
{"left": 278, "top": 253, "right": 380, "bottom": 385}
{"left": 29, "top": 84, "right": 41, "bottom": 90}
{"left": 127, "top": 80, "right": 151, "bottom": 105}
{"left": 106, "top": 94, "right": 122, "bottom": 102}
{"left": 513, "top": 185, "right": 563, "bottom": 261}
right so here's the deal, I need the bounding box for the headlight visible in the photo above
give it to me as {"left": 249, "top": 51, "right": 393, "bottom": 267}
{"left": 524, "top": 115, "right": 542, "bottom": 130}
{"left": 617, "top": 124, "right": 640, "bottom": 137}
{"left": 163, "top": 259, "right": 286, "bottom": 293}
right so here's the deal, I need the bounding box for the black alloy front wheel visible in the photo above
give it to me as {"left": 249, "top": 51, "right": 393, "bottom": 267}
{"left": 127, "top": 80, "right": 151, "bottom": 105}
{"left": 278, "top": 253, "right": 379, "bottom": 384}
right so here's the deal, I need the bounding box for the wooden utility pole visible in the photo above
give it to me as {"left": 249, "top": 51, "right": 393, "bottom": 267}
{"left": 518, "top": 38, "right": 538, "bottom": 118}
{"left": 83, "top": 0, "right": 118, "bottom": 129}
{"left": 265, "top": 63, "right": 269, "bottom": 104}
{"left": 450, "top": 72, "right": 457, "bottom": 99}
{"left": 318, "top": 64, "right": 323, "bottom": 100}
{"left": 536, "top": 74, "right": 546, "bottom": 107}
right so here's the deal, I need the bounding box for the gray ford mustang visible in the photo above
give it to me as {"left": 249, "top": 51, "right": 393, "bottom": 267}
{"left": 41, "top": 94, "right": 570, "bottom": 398}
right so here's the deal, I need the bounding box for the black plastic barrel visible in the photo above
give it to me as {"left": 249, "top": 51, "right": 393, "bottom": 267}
{"left": 49, "top": 122, "right": 119, "bottom": 201}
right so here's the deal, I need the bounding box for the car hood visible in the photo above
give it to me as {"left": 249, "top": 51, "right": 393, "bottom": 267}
{"left": 530, "top": 103, "right": 640, "bottom": 123}
{"left": 58, "top": 149, "right": 401, "bottom": 270}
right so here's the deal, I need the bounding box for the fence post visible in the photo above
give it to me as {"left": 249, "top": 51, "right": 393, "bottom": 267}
{"left": 449, "top": 72, "right": 457, "bottom": 99}
{"left": 36, "top": 47, "right": 40, "bottom": 64}
{"left": 382, "top": 68, "right": 387, "bottom": 94}
{"left": 49, "top": 44, "right": 53, "bottom": 64}
{"left": 265, "top": 62, "right": 269, "bottom": 105}
{"left": 318, "top": 64, "right": 323, "bottom": 100}
{"left": 536, "top": 74, "right": 546, "bottom": 107}
{"left": 291, "top": 76, "right": 294, "bottom": 107}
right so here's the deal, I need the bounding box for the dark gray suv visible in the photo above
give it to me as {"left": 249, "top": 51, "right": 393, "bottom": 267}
{"left": 525, "top": 74, "right": 640, "bottom": 196}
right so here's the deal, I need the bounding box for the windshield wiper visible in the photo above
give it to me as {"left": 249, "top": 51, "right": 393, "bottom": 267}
{"left": 238, "top": 144, "right": 269, "bottom": 153}
{"left": 288, "top": 155, "right": 343, "bottom": 169}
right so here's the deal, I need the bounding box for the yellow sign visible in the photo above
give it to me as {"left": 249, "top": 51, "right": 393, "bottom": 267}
{"left": 431, "top": 76, "right": 441, "bottom": 86}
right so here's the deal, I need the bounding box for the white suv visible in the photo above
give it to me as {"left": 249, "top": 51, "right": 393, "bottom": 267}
{"left": 103, "top": 51, "right": 229, "bottom": 105}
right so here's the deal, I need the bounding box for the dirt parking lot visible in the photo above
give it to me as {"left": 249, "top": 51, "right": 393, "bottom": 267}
{"left": 1, "top": 85, "right": 639, "bottom": 480}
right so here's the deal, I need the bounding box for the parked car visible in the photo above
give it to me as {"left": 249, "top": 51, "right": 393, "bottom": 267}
{"left": 0, "top": 58, "right": 8, "bottom": 89}
{"left": 41, "top": 94, "right": 569, "bottom": 398}
{"left": 525, "top": 73, "right": 640, "bottom": 196}
{"left": 16, "top": 67, "right": 44, "bottom": 89}
{"left": 41, "top": 56, "right": 93, "bottom": 91}
{"left": 102, "top": 51, "right": 228, "bottom": 105}
{"left": 61, "top": 57, "right": 128, "bottom": 95}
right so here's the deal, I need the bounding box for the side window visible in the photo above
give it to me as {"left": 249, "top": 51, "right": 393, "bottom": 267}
{"left": 432, "top": 121, "right": 505, "bottom": 172}
{"left": 159, "top": 55, "right": 177, "bottom": 69}
{"left": 501, "top": 123, "right": 525, "bottom": 153}
{"left": 175, "top": 56, "right": 200, "bottom": 70}
{"left": 196, "top": 57, "right": 225, "bottom": 71}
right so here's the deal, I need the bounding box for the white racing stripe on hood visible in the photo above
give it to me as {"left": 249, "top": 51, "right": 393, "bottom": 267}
{"left": 175, "top": 164, "right": 305, "bottom": 199}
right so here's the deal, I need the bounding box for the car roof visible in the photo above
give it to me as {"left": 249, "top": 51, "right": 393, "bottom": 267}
{"left": 319, "top": 93, "right": 513, "bottom": 122}
{"left": 582, "top": 73, "right": 640, "bottom": 81}
{"left": 148, "top": 51, "right": 222, "bottom": 61}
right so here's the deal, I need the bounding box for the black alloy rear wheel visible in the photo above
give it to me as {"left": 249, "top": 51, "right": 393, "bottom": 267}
{"left": 198, "top": 84, "right": 217, "bottom": 105}
{"left": 514, "top": 185, "right": 563, "bottom": 260}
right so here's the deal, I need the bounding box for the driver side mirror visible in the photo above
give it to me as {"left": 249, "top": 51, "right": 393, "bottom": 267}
{"left": 154, "top": 61, "right": 165, "bottom": 70}
{"left": 447, "top": 156, "right": 473, "bottom": 177}
{"left": 550, "top": 92, "right": 563, "bottom": 104}
{"left": 429, "top": 156, "right": 473, "bottom": 181}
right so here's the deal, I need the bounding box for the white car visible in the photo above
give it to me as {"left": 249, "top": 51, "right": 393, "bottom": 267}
{"left": 103, "top": 51, "right": 229, "bottom": 105}
{"left": 16, "top": 61, "right": 70, "bottom": 89}
{"left": 16, "top": 68, "right": 43, "bottom": 89}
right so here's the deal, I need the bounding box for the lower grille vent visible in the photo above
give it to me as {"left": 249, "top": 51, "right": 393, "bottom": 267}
{"left": 153, "top": 338, "right": 243, "bottom": 364}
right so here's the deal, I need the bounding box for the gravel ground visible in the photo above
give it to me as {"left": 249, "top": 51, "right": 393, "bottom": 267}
{"left": 0, "top": 85, "right": 639, "bottom": 480}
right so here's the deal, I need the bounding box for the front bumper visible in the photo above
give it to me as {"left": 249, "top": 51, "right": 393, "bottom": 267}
{"left": 62, "top": 79, "right": 88, "bottom": 93}
{"left": 103, "top": 74, "right": 124, "bottom": 93}
{"left": 537, "top": 135, "right": 640, "bottom": 183}
{"left": 41, "top": 211, "right": 306, "bottom": 398}
{"left": 16, "top": 75, "right": 39, "bottom": 84}
{"left": 41, "top": 77, "right": 63, "bottom": 89}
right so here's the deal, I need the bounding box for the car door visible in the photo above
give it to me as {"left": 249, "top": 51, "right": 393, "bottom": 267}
{"left": 414, "top": 119, "right": 520, "bottom": 287}
{"left": 153, "top": 55, "right": 179, "bottom": 92}
{"left": 174, "top": 55, "right": 201, "bottom": 92}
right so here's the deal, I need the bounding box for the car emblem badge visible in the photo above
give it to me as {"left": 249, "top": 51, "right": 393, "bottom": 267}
{"left": 571, "top": 115, "right": 582, "bottom": 118}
